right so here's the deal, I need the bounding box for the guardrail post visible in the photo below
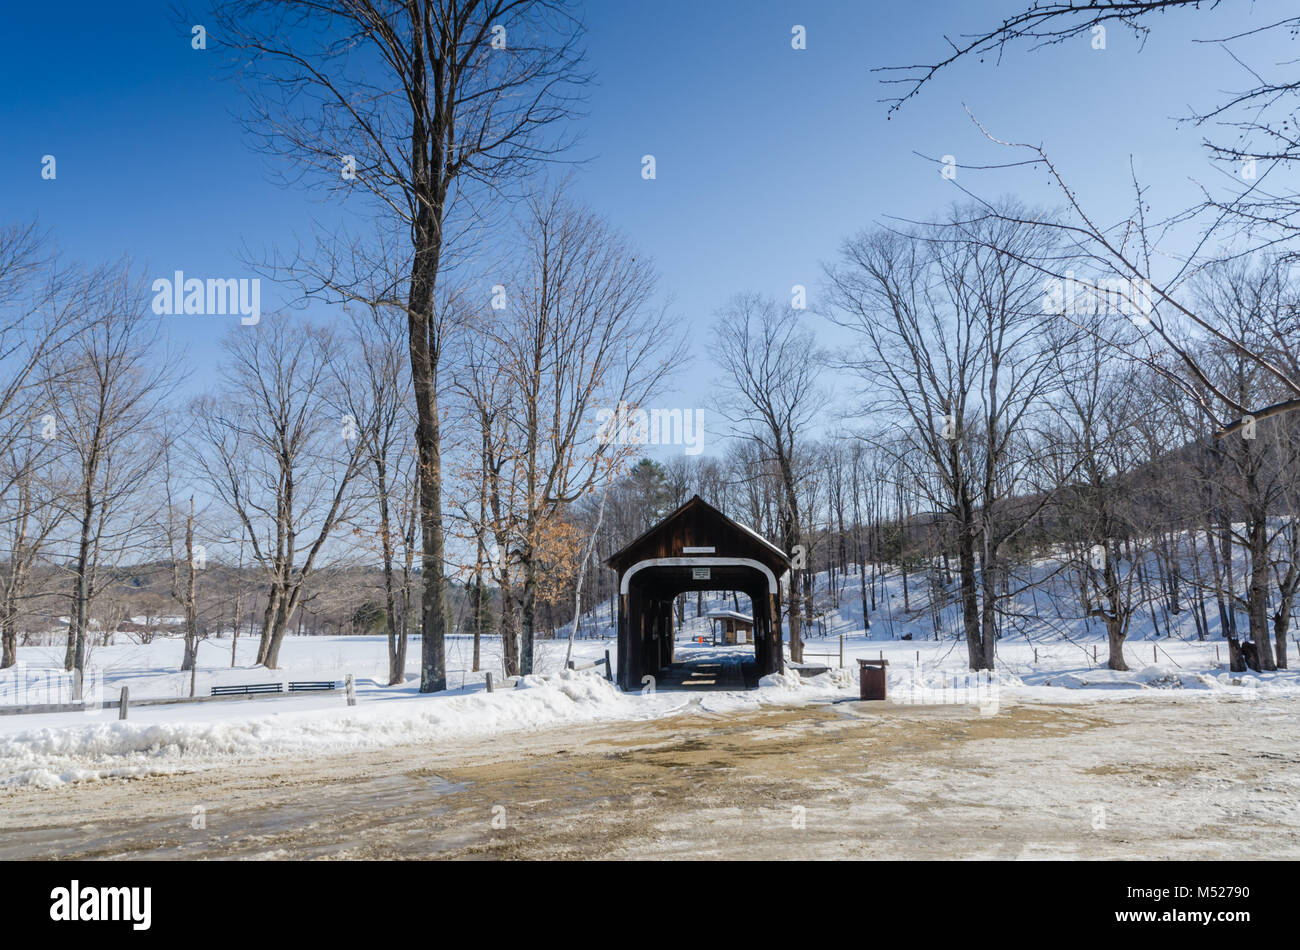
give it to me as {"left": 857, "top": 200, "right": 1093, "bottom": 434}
{"left": 604, "top": 650, "right": 612, "bottom": 681}
{"left": 118, "top": 686, "right": 129, "bottom": 720}
{"left": 345, "top": 673, "right": 356, "bottom": 707}
{"left": 485, "top": 672, "right": 494, "bottom": 693}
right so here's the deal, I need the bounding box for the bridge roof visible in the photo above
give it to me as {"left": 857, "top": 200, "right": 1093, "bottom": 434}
{"left": 605, "top": 495, "right": 790, "bottom": 578}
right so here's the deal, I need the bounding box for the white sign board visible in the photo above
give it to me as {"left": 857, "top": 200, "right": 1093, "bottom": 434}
{"left": 691, "top": 567, "right": 711, "bottom": 580}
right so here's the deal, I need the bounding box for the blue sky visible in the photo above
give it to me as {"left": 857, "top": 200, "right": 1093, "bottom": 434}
{"left": 2, "top": 0, "right": 1291, "bottom": 455}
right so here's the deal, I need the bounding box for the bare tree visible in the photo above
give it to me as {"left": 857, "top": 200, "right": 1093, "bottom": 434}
{"left": 714, "top": 294, "right": 824, "bottom": 664}
{"left": 1045, "top": 313, "right": 1150, "bottom": 670}
{"left": 194, "top": 319, "right": 366, "bottom": 669}
{"left": 338, "top": 308, "right": 421, "bottom": 685}
{"left": 825, "top": 206, "right": 1070, "bottom": 670}
{"left": 0, "top": 223, "right": 79, "bottom": 667}
{"left": 452, "top": 321, "right": 523, "bottom": 674}
{"left": 161, "top": 425, "right": 209, "bottom": 682}
{"left": 1188, "top": 259, "right": 1300, "bottom": 670}
{"left": 490, "top": 188, "right": 682, "bottom": 674}
{"left": 0, "top": 425, "right": 66, "bottom": 668}
{"left": 883, "top": 0, "right": 1300, "bottom": 188}
{"left": 45, "top": 266, "right": 171, "bottom": 690}
{"left": 886, "top": 3, "right": 1300, "bottom": 439}
{"left": 210, "top": 0, "right": 589, "bottom": 692}
{"left": 0, "top": 222, "right": 75, "bottom": 463}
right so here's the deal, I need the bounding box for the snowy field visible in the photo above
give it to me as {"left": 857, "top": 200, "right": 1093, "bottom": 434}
{"left": 3, "top": 560, "right": 1299, "bottom": 790}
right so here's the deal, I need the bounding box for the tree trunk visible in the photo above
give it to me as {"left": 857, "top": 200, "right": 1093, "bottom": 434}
{"left": 256, "top": 586, "right": 281, "bottom": 666}
{"left": 520, "top": 554, "right": 538, "bottom": 675}
{"left": 1272, "top": 601, "right": 1292, "bottom": 671}
{"left": 1, "top": 569, "right": 24, "bottom": 668}
{"left": 956, "top": 489, "right": 983, "bottom": 670}
{"left": 1245, "top": 507, "right": 1276, "bottom": 670}
{"left": 978, "top": 550, "right": 997, "bottom": 670}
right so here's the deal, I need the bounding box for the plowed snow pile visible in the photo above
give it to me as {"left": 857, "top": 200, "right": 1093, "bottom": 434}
{"left": 0, "top": 669, "right": 652, "bottom": 789}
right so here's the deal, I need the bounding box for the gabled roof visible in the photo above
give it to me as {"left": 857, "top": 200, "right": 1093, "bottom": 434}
{"left": 605, "top": 495, "right": 790, "bottom": 575}
{"left": 707, "top": 609, "right": 754, "bottom": 623}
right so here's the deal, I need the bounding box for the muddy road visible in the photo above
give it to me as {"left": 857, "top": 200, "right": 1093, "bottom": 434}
{"left": 3, "top": 695, "right": 1298, "bottom": 860}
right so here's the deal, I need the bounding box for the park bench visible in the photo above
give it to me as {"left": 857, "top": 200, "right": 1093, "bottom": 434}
{"left": 210, "top": 683, "right": 283, "bottom": 696}
{"left": 288, "top": 681, "right": 337, "bottom": 692}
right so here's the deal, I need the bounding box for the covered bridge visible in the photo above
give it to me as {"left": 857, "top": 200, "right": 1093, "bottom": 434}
{"left": 606, "top": 495, "right": 790, "bottom": 691}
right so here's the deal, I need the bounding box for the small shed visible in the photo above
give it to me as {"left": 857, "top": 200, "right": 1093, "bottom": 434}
{"left": 606, "top": 495, "right": 790, "bottom": 690}
{"left": 707, "top": 609, "right": 753, "bottom": 645}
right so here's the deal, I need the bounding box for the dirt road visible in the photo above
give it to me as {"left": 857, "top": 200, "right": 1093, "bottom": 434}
{"left": 3, "top": 694, "right": 1298, "bottom": 859}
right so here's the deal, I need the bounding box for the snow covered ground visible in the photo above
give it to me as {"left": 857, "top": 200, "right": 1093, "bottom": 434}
{"left": 0, "top": 640, "right": 857, "bottom": 789}
{"left": 3, "top": 558, "right": 1298, "bottom": 790}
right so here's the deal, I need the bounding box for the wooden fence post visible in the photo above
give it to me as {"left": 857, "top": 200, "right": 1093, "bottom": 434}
{"left": 485, "top": 672, "right": 494, "bottom": 693}
{"left": 345, "top": 673, "right": 356, "bottom": 707}
{"left": 604, "top": 650, "right": 612, "bottom": 681}
{"left": 118, "top": 686, "right": 129, "bottom": 720}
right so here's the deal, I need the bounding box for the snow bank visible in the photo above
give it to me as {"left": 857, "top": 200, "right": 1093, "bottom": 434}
{"left": 757, "top": 669, "right": 805, "bottom": 690}
{"left": 0, "top": 668, "right": 652, "bottom": 790}
{"left": 1017, "top": 663, "right": 1297, "bottom": 694}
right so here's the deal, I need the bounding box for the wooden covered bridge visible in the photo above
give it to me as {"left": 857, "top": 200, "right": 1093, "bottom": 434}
{"left": 605, "top": 496, "right": 791, "bottom": 691}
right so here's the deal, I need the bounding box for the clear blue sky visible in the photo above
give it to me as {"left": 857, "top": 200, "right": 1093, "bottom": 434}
{"left": 1, "top": 0, "right": 1288, "bottom": 455}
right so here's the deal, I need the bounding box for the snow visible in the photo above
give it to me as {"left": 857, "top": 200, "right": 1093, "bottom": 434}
{"left": 5, "top": 538, "right": 1300, "bottom": 790}
{"left": 0, "top": 668, "right": 662, "bottom": 789}
{"left": 706, "top": 609, "right": 753, "bottom": 622}
{"left": 0, "top": 642, "right": 853, "bottom": 789}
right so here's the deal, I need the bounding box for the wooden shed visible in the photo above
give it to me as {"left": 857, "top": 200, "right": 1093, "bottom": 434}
{"left": 605, "top": 495, "right": 790, "bottom": 690}
{"left": 707, "top": 609, "right": 754, "bottom": 645}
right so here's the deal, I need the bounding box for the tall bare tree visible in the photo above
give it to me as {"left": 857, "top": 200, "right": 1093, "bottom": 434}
{"left": 1045, "top": 313, "right": 1150, "bottom": 670}
{"left": 194, "top": 319, "right": 366, "bottom": 669}
{"left": 211, "top": 0, "right": 589, "bottom": 692}
{"left": 46, "top": 267, "right": 171, "bottom": 689}
{"left": 714, "top": 294, "right": 824, "bottom": 664}
{"left": 0, "top": 223, "right": 80, "bottom": 668}
{"left": 491, "top": 188, "right": 681, "bottom": 674}
{"left": 452, "top": 321, "right": 523, "bottom": 674}
{"left": 337, "top": 308, "right": 421, "bottom": 685}
{"left": 1189, "top": 260, "right": 1300, "bottom": 670}
{"left": 826, "top": 206, "right": 1069, "bottom": 670}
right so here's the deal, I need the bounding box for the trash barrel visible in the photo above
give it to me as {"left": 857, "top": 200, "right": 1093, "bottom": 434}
{"left": 858, "top": 658, "right": 888, "bottom": 701}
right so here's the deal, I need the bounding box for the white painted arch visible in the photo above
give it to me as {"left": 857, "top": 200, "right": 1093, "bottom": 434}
{"left": 619, "top": 556, "right": 781, "bottom": 596}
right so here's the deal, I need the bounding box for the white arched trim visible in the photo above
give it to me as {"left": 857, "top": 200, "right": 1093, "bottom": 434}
{"left": 619, "top": 557, "right": 780, "bottom": 596}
